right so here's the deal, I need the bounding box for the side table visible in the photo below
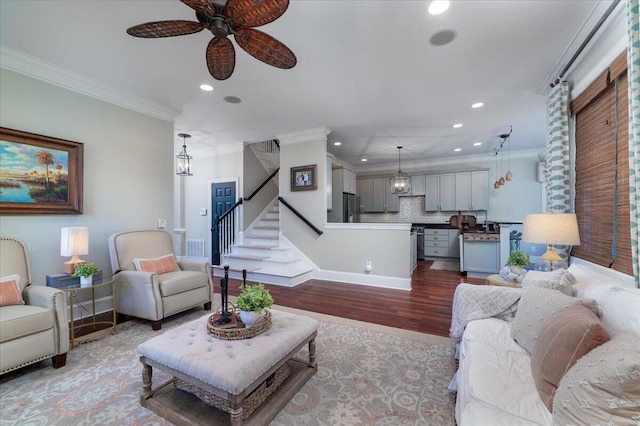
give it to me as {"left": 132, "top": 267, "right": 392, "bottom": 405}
{"left": 485, "top": 274, "right": 521, "bottom": 288}
{"left": 46, "top": 275, "right": 117, "bottom": 348}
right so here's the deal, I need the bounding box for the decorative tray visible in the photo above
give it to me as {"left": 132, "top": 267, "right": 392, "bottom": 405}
{"left": 206, "top": 309, "right": 271, "bottom": 341}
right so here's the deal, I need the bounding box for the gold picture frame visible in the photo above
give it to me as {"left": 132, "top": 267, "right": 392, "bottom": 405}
{"left": 0, "top": 127, "right": 84, "bottom": 214}
{"left": 290, "top": 164, "right": 317, "bottom": 191}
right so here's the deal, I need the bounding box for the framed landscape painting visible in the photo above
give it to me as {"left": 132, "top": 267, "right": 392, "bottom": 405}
{"left": 290, "top": 164, "right": 317, "bottom": 191}
{"left": 0, "top": 127, "right": 83, "bottom": 214}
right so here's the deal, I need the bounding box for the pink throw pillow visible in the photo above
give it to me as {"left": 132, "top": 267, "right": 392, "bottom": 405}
{"left": 0, "top": 274, "right": 24, "bottom": 306}
{"left": 133, "top": 254, "right": 181, "bottom": 274}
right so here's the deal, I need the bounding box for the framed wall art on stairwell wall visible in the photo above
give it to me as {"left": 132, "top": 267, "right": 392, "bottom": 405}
{"left": 0, "top": 127, "right": 83, "bottom": 214}
{"left": 290, "top": 164, "right": 317, "bottom": 191}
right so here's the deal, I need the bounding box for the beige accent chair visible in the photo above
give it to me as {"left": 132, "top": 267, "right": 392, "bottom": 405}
{"left": 0, "top": 237, "right": 69, "bottom": 374}
{"left": 108, "top": 230, "right": 213, "bottom": 330}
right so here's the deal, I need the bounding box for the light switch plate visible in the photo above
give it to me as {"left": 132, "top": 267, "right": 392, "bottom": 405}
{"left": 157, "top": 218, "right": 166, "bottom": 229}
{"left": 199, "top": 208, "right": 207, "bottom": 216}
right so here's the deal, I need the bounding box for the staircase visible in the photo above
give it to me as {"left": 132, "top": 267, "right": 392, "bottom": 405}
{"left": 213, "top": 201, "right": 315, "bottom": 286}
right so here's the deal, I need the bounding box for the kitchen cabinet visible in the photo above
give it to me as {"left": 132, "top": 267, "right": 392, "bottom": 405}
{"left": 455, "top": 170, "right": 488, "bottom": 211}
{"left": 425, "top": 173, "right": 454, "bottom": 211}
{"left": 357, "top": 177, "right": 399, "bottom": 213}
{"left": 423, "top": 228, "right": 459, "bottom": 258}
{"left": 410, "top": 231, "right": 417, "bottom": 271}
{"left": 334, "top": 168, "right": 356, "bottom": 194}
{"left": 470, "top": 170, "right": 489, "bottom": 210}
{"left": 425, "top": 170, "right": 487, "bottom": 211}
{"left": 400, "top": 174, "right": 425, "bottom": 196}
{"left": 462, "top": 240, "right": 499, "bottom": 273}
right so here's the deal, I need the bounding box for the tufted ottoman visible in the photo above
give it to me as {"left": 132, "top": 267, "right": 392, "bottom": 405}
{"left": 137, "top": 309, "right": 318, "bottom": 425}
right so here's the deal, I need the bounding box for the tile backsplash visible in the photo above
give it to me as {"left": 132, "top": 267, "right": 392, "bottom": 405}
{"left": 360, "top": 196, "right": 482, "bottom": 224}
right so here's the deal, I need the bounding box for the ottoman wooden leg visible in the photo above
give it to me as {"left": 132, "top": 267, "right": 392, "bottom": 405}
{"left": 309, "top": 337, "right": 317, "bottom": 367}
{"left": 229, "top": 394, "right": 243, "bottom": 425}
{"left": 141, "top": 360, "right": 153, "bottom": 398}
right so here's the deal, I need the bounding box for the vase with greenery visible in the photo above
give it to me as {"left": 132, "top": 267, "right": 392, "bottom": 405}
{"left": 235, "top": 283, "right": 274, "bottom": 326}
{"left": 503, "top": 249, "right": 531, "bottom": 282}
{"left": 72, "top": 262, "right": 100, "bottom": 286}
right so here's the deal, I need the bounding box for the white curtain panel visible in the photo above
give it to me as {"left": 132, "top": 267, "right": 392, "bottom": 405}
{"left": 545, "top": 82, "right": 572, "bottom": 260}
{"left": 627, "top": 0, "right": 640, "bottom": 286}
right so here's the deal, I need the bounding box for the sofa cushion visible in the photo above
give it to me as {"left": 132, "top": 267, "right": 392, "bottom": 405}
{"left": 530, "top": 301, "right": 610, "bottom": 411}
{"left": 133, "top": 253, "right": 180, "bottom": 274}
{"left": 600, "top": 286, "right": 640, "bottom": 336}
{"left": 552, "top": 331, "right": 640, "bottom": 426}
{"left": 457, "top": 318, "right": 553, "bottom": 425}
{"left": 0, "top": 304, "right": 54, "bottom": 343}
{"left": 0, "top": 274, "right": 24, "bottom": 306}
{"left": 157, "top": 270, "right": 208, "bottom": 297}
{"left": 511, "top": 287, "right": 599, "bottom": 353}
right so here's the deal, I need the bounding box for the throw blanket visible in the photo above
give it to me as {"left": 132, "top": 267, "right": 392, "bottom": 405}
{"left": 449, "top": 283, "right": 522, "bottom": 344}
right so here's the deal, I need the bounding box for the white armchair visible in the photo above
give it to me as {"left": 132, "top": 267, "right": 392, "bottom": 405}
{"left": 0, "top": 237, "right": 69, "bottom": 374}
{"left": 108, "top": 230, "right": 213, "bottom": 330}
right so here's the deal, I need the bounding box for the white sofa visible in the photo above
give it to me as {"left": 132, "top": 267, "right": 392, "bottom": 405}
{"left": 453, "top": 260, "right": 640, "bottom": 426}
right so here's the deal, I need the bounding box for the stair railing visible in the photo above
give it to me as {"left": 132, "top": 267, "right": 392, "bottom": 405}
{"left": 213, "top": 168, "right": 280, "bottom": 265}
{"left": 278, "top": 196, "right": 323, "bottom": 236}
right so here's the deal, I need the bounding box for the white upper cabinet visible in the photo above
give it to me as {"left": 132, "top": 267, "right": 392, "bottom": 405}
{"left": 424, "top": 170, "right": 487, "bottom": 211}
{"left": 342, "top": 169, "right": 356, "bottom": 194}
{"left": 357, "top": 177, "right": 400, "bottom": 213}
{"left": 399, "top": 174, "right": 425, "bottom": 196}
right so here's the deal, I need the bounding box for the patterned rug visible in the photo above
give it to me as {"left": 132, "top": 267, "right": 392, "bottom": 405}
{"left": 430, "top": 260, "right": 460, "bottom": 272}
{"left": 0, "top": 305, "right": 457, "bottom": 425}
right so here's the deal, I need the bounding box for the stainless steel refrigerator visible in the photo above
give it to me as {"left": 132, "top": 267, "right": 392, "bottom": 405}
{"left": 343, "top": 193, "right": 360, "bottom": 223}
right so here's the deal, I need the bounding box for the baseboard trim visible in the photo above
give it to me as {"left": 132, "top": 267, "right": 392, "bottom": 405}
{"left": 67, "top": 295, "right": 114, "bottom": 322}
{"left": 313, "top": 270, "right": 411, "bottom": 291}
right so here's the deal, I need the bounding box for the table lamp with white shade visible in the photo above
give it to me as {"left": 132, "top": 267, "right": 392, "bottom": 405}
{"left": 60, "top": 227, "right": 89, "bottom": 274}
{"left": 522, "top": 213, "right": 580, "bottom": 271}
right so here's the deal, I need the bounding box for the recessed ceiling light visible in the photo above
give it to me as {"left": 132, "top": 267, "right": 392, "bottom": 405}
{"left": 224, "top": 96, "right": 241, "bottom": 104}
{"left": 428, "top": 0, "right": 450, "bottom": 15}
{"left": 429, "top": 29, "right": 457, "bottom": 46}
{"left": 200, "top": 84, "right": 214, "bottom": 92}
{"left": 333, "top": 141, "right": 342, "bottom": 146}
{"left": 454, "top": 148, "right": 462, "bottom": 152}
{"left": 471, "top": 102, "right": 484, "bottom": 108}
{"left": 473, "top": 142, "right": 482, "bottom": 146}
{"left": 361, "top": 158, "right": 368, "bottom": 162}
{"left": 453, "top": 123, "right": 463, "bottom": 128}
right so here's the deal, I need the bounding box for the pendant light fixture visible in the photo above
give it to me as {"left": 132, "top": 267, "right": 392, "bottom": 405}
{"left": 176, "top": 133, "right": 193, "bottom": 176}
{"left": 390, "top": 146, "right": 411, "bottom": 194}
{"left": 505, "top": 131, "right": 514, "bottom": 181}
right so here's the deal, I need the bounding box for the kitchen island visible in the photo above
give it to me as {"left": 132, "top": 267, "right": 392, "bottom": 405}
{"left": 460, "top": 224, "right": 513, "bottom": 278}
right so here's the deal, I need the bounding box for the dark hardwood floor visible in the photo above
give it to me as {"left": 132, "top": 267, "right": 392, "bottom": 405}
{"left": 225, "top": 260, "right": 484, "bottom": 337}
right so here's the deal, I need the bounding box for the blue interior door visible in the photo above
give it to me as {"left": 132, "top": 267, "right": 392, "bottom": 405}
{"left": 211, "top": 181, "right": 236, "bottom": 265}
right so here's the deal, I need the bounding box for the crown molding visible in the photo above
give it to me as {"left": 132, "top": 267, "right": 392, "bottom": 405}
{"left": 0, "top": 45, "right": 179, "bottom": 122}
{"left": 537, "top": 0, "right": 626, "bottom": 96}
{"left": 277, "top": 127, "right": 331, "bottom": 145}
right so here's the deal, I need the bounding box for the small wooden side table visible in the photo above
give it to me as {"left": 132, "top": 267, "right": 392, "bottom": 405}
{"left": 485, "top": 274, "right": 521, "bottom": 288}
{"left": 47, "top": 276, "right": 117, "bottom": 348}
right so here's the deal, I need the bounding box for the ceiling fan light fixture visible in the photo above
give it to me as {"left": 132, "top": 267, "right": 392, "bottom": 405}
{"left": 176, "top": 133, "right": 193, "bottom": 176}
{"left": 389, "top": 146, "right": 411, "bottom": 194}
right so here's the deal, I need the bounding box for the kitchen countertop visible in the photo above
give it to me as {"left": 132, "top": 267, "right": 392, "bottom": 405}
{"left": 412, "top": 223, "right": 459, "bottom": 229}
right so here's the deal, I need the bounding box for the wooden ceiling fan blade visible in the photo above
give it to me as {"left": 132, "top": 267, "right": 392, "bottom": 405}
{"left": 180, "top": 0, "right": 214, "bottom": 17}
{"left": 206, "top": 37, "right": 236, "bottom": 80}
{"left": 225, "top": 0, "right": 289, "bottom": 28}
{"left": 235, "top": 28, "right": 296, "bottom": 69}
{"left": 126, "top": 20, "right": 204, "bottom": 38}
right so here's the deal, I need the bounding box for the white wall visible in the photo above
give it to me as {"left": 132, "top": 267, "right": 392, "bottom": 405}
{"left": 0, "top": 69, "right": 175, "bottom": 285}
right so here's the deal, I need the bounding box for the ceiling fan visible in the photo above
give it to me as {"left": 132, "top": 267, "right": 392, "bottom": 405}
{"left": 126, "top": 0, "right": 297, "bottom": 80}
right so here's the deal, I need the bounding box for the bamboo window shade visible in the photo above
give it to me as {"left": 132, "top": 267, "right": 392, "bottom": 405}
{"left": 570, "top": 51, "right": 632, "bottom": 275}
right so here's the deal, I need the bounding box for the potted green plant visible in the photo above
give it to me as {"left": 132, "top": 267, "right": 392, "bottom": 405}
{"left": 72, "top": 262, "right": 100, "bottom": 286}
{"left": 235, "top": 283, "right": 274, "bottom": 326}
{"left": 505, "top": 249, "right": 531, "bottom": 278}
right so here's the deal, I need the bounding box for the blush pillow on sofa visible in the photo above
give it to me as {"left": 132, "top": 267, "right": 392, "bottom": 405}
{"left": 0, "top": 274, "right": 24, "bottom": 306}
{"left": 530, "top": 301, "right": 610, "bottom": 411}
{"left": 552, "top": 331, "right": 640, "bottom": 426}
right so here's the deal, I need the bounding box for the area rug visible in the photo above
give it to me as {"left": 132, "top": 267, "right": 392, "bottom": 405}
{"left": 0, "top": 305, "right": 457, "bottom": 426}
{"left": 430, "top": 260, "right": 460, "bottom": 272}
